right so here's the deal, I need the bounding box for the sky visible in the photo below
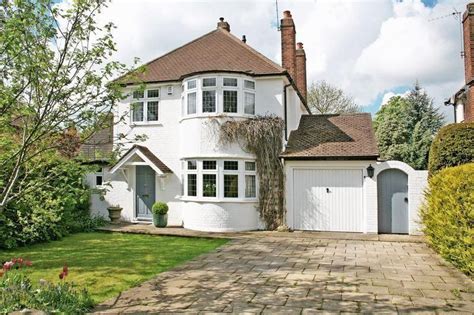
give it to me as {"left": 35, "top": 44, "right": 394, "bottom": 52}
{"left": 94, "top": 0, "right": 469, "bottom": 121}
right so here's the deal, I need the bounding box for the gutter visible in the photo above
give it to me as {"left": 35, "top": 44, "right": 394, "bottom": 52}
{"left": 284, "top": 83, "right": 291, "bottom": 141}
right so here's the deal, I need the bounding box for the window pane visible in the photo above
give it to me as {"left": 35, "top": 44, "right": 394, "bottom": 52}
{"left": 203, "top": 160, "right": 217, "bottom": 170}
{"left": 244, "top": 92, "right": 255, "bottom": 115}
{"left": 202, "top": 78, "right": 216, "bottom": 87}
{"left": 131, "top": 102, "right": 144, "bottom": 122}
{"left": 202, "top": 90, "right": 216, "bottom": 112}
{"left": 224, "top": 161, "right": 238, "bottom": 170}
{"left": 245, "top": 175, "right": 256, "bottom": 198}
{"left": 132, "top": 90, "right": 144, "bottom": 99}
{"left": 96, "top": 175, "right": 103, "bottom": 186}
{"left": 223, "top": 90, "right": 238, "bottom": 113}
{"left": 187, "top": 80, "right": 196, "bottom": 89}
{"left": 147, "top": 89, "right": 160, "bottom": 98}
{"left": 202, "top": 174, "right": 216, "bottom": 197}
{"left": 187, "top": 92, "right": 196, "bottom": 114}
{"left": 147, "top": 101, "right": 159, "bottom": 121}
{"left": 223, "top": 78, "right": 238, "bottom": 87}
{"left": 187, "top": 174, "right": 197, "bottom": 196}
{"left": 224, "top": 175, "right": 238, "bottom": 198}
{"left": 245, "top": 161, "right": 256, "bottom": 171}
{"left": 244, "top": 80, "right": 255, "bottom": 90}
{"left": 187, "top": 160, "right": 197, "bottom": 170}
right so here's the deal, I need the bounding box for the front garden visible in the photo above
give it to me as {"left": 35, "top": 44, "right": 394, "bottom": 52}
{"left": 0, "top": 232, "right": 227, "bottom": 313}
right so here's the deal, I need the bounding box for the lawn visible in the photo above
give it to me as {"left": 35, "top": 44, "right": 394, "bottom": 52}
{"left": 0, "top": 232, "right": 227, "bottom": 303}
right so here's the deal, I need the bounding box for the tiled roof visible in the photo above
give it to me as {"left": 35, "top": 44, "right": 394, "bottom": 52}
{"left": 118, "top": 28, "right": 286, "bottom": 84}
{"left": 112, "top": 145, "right": 172, "bottom": 173}
{"left": 281, "top": 114, "right": 379, "bottom": 159}
{"left": 79, "top": 125, "right": 113, "bottom": 162}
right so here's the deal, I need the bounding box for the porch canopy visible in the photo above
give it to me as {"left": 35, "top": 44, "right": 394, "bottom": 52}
{"left": 109, "top": 144, "right": 173, "bottom": 176}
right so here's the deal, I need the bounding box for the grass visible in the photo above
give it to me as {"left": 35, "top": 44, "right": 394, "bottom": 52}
{"left": 0, "top": 232, "right": 227, "bottom": 303}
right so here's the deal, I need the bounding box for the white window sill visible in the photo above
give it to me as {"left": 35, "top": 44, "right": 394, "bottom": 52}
{"left": 179, "top": 196, "right": 258, "bottom": 203}
{"left": 179, "top": 113, "right": 256, "bottom": 123}
{"left": 131, "top": 121, "right": 163, "bottom": 127}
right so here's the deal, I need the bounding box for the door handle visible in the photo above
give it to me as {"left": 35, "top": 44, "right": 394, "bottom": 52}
{"left": 142, "top": 194, "right": 149, "bottom": 198}
{"left": 404, "top": 197, "right": 408, "bottom": 203}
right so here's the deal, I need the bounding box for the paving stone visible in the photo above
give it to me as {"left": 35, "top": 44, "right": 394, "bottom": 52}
{"left": 93, "top": 231, "right": 473, "bottom": 314}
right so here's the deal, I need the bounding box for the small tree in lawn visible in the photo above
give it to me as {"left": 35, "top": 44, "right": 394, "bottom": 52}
{"left": 374, "top": 83, "right": 444, "bottom": 170}
{"left": 0, "top": 0, "right": 137, "bottom": 209}
{"left": 307, "top": 80, "right": 360, "bottom": 114}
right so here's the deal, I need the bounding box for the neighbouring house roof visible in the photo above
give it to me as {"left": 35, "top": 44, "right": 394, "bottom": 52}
{"left": 79, "top": 124, "right": 113, "bottom": 163}
{"left": 110, "top": 145, "right": 172, "bottom": 174}
{"left": 117, "top": 28, "right": 287, "bottom": 85}
{"left": 281, "top": 113, "right": 380, "bottom": 160}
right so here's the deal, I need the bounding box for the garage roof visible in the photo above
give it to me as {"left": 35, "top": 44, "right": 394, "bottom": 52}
{"left": 281, "top": 113, "right": 379, "bottom": 160}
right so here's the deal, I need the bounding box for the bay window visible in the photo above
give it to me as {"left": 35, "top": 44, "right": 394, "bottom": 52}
{"left": 183, "top": 159, "right": 257, "bottom": 200}
{"left": 182, "top": 76, "right": 256, "bottom": 117}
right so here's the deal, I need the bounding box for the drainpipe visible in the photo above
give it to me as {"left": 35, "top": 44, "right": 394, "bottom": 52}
{"left": 284, "top": 83, "right": 291, "bottom": 141}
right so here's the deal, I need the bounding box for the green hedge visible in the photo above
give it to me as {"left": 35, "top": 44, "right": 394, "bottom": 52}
{"left": 421, "top": 163, "right": 474, "bottom": 276}
{"left": 428, "top": 122, "right": 474, "bottom": 175}
{"left": 0, "top": 155, "right": 105, "bottom": 249}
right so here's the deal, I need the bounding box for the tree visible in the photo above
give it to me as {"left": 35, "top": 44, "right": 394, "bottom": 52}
{"left": 307, "top": 80, "right": 360, "bottom": 114}
{"left": 374, "top": 83, "right": 444, "bottom": 170}
{"left": 0, "top": 0, "right": 136, "bottom": 209}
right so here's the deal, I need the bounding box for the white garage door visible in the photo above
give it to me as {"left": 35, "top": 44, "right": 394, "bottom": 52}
{"left": 293, "top": 169, "right": 364, "bottom": 232}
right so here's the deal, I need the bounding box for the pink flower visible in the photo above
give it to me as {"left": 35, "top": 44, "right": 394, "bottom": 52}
{"left": 3, "top": 261, "right": 14, "bottom": 271}
{"left": 59, "top": 272, "right": 65, "bottom": 280}
{"left": 62, "top": 264, "right": 68, "bottom": 276}
{"left": 24, "top": 260, "right": 32, "bottom": 267}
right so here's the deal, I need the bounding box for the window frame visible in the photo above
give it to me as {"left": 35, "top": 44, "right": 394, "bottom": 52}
{"left": 244, "top": 161, "right": 257, "bottom": 199}
{"left": 182, "top": 159, "right": 257, "bottom": 201}
{"left": 130, "top": 88, "right": 161, "bottom": 124}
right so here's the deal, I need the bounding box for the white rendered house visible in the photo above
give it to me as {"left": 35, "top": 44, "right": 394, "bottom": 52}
{"left": 84, "top": 12, "right": 427, "bottom": 234}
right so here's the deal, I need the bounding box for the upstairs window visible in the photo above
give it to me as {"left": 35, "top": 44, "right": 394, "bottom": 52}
{"left": 202, "top": 78, "right": 216, "bottom": 87}
{"left": 147, "top": 89, "right": 160, "bottom": 98}
{"left": 223, "top": 78, "right": 238, "bottom": 87}
{"left": 187, "top": 92, "right": 197, "bottom": 114}
{"left": 130, "top": 88, "right": 160, "bottom": 123}
{"left": 223, "top": 90, "right": 237, "bottom": 113}
{"left": 244, "top": 80, "right": 255, "bottom": 90}
{"left": 244, "top": 92, "right": 255, "bottom": 115}
{"left": 187, "top": 80, "right": 196, "bottom": 90}
{"left": 202, "top": 90, "right": 216, "bottom": 113}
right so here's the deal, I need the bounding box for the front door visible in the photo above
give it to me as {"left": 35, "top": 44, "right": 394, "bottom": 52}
{"left": 136, "top": 165, "right": 156, "bottom": 219}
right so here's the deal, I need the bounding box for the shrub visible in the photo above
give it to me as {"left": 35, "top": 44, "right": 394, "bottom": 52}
{"left": 0, "top": 154, "right": 104, "bottom": 249}
{"left": 152, "top": 202, "right": 168, "bottom": 215}
{"left": 421, "top": 163, "right": 474, "bottom": 276}
{"left": 0, "top": 258, "right": 93, "bottom": 314}
{"left": 428, "top": 122, "right": 474, "bottom": 175}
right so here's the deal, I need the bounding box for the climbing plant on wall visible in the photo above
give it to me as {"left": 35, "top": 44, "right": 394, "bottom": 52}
{"left": 215, "top": 115, "right": 285, "bottom": 230}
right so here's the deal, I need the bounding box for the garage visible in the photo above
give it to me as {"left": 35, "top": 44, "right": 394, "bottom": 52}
{"left": 292, "top": 168, "right": 363, "bottom": 232}
{"left": 282, "top": 114, "right": 428, "bottom": 235}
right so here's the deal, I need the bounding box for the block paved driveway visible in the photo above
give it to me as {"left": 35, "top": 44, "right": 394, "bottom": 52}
{"left": 95, "top": 234, "right": 473, "bottom": 314}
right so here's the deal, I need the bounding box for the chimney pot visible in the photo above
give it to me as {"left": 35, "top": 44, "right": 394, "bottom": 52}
{"left": 283, "top": 10, "right": 292, "bottom": 18}
{"left": 217, "top": 17, "right": 230, "bottom": 32}
{"left": 242, "top": 35, "right": 247, "bottom": 43}
{"left": 297, "top": 42, "right": 304, "bottom": 49}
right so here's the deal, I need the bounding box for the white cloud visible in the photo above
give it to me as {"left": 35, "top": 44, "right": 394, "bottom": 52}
{"left": 381, "top": 90, "right": 411, "bottom": 106}
{"left": 92, "top": 0, "right": 468, "bottom": 119}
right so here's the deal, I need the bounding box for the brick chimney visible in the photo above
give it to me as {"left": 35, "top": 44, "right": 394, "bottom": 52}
{"left": 463, "top": 3, "right": 474, "bottom": 121}
{"left": 217, "top": 17, "right": 230, "bottom": 32}
{"left": 281, "top": 10, "right": 296, "bottom": 81}
{"left": 296, "top": 42, "right": 307, "bottom": 100}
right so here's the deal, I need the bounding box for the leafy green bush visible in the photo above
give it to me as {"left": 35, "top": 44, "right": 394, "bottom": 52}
{"left": 421, "top": 163, "right": 474, "bottom": 276}
{"left": 152, "top": 202, "right": 168, "bottom": 215}
{"left": 1, "top": 258, "right": 93, "bottom": 314}
{"left": 428, "top": 122, "right": 474, "bottom": 175}
{"left": 0, "top": 154, "right": 104, "bottom": 249}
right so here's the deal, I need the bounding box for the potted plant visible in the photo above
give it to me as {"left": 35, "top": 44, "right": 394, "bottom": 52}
{"left": 107, "top": 205, "right": 122, "bottom": 224}
{"left": 152, "top": 202, "right": 168, "bottom": 228}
